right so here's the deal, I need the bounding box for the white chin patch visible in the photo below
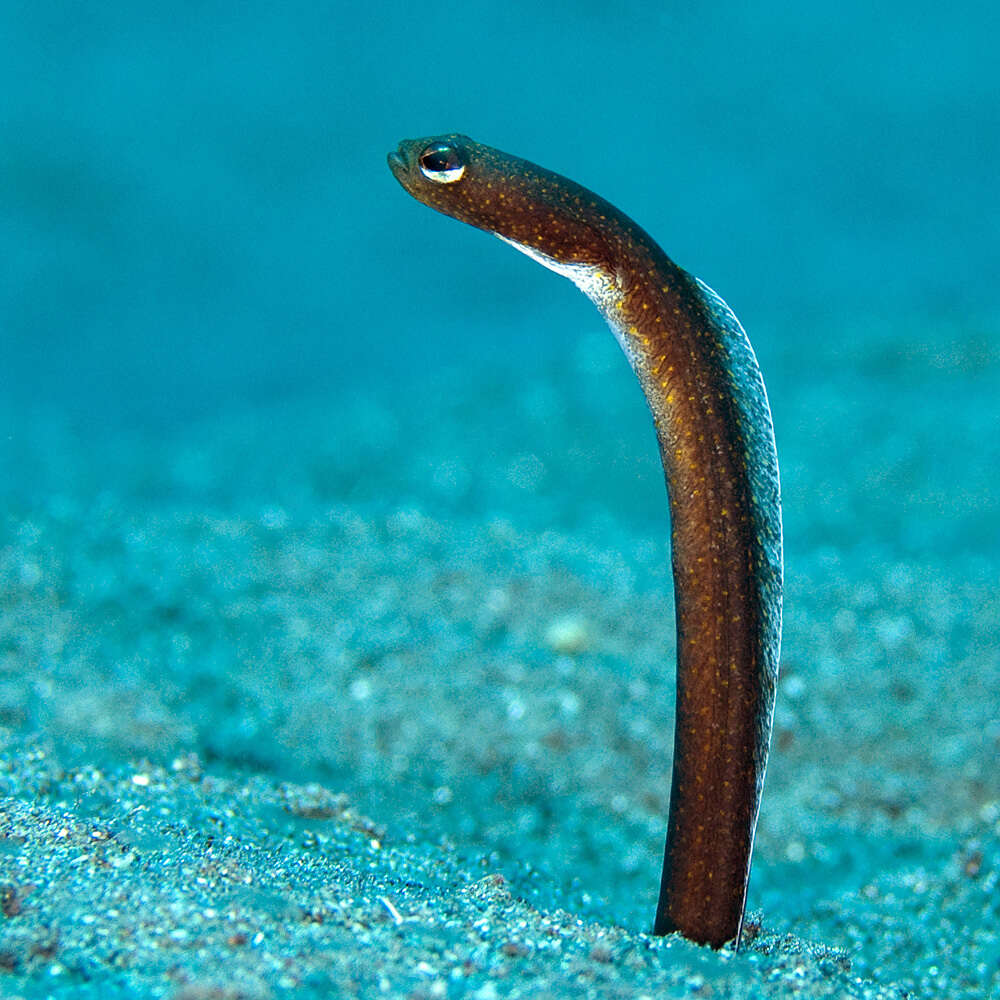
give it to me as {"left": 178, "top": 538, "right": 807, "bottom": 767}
{"left": 495, "top": 234, "right": 618, "bottom": 312}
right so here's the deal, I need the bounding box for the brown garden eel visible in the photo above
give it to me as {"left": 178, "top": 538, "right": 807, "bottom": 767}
{"left": 387, "top": 134, "right": 782, "bottom": 949}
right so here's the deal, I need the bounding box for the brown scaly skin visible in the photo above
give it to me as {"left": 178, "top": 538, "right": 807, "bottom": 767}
{"left": 388, "top": 134, "right": 782, "bottom": 949}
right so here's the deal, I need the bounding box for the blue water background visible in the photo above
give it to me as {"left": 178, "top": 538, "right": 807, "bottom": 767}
{"left": 3, "top": 1, "right": 997, "bottom": 428}
{"left": 2, "top": 8, "right": 999, "bottom": 979}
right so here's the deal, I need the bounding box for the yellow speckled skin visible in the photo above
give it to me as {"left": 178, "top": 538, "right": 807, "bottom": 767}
{"left": 389, "top": 135, "right": 782, "bottom": 949}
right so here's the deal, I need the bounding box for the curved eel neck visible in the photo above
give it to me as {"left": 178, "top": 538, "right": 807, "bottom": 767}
{"left": 388, "top": 135, "right": 782, "bottom": 949}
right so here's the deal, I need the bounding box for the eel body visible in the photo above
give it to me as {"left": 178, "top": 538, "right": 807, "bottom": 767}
{"left": 388, "top": 134, "right": 782, "bottom": 948}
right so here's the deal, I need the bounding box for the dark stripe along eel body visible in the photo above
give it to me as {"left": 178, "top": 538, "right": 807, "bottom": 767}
{"left": 388, "top": 134, "right": 782, "bottom": 949}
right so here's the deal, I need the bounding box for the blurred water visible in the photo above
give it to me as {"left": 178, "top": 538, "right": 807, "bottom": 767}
{"left": 1, "top": 11, "right": 998, "bottom": 991}
{"left": 2, "top": 1, "right": 997, "bottom": 428}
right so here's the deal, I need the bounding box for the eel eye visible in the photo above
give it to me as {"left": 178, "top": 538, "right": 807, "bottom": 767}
{"left": 418, "top": 143, "right": 466, "bottom": 183}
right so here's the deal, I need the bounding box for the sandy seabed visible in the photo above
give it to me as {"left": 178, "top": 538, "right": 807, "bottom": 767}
{"left": 1, "top": 321, "right": 998, "bottom": 998}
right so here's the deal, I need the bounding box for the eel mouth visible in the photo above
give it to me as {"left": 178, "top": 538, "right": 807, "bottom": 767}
{"left": 386, "top": 142, "right": 412, "bottom": 179}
